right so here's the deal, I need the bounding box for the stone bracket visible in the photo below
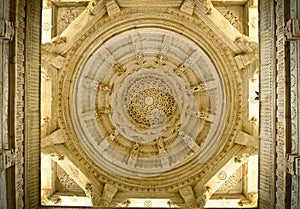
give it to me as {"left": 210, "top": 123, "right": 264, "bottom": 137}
{"left": 285, "top": 19, "right": 300, "bottom": 40}
{"left": 287, "top": 154, "right": 300, "bottom": 175}
{"left": 106, "top": 0, "right": 120, "bottom": 16}
{"left": 0, "top": 149, "right": 15, "bottom": 170}
{"left": 0, "top": 19, "right": 14, "bottom": 40}
{"left": 180, "top": 0, "right": 196, "bottom": 15}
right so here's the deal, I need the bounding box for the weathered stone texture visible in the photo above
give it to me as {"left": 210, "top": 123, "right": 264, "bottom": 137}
{"left": 259, "top": 0, "right": 276, "bottom": 208}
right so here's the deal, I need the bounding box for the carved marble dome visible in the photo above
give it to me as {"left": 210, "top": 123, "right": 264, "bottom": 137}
{"left": 73, "top": 28, "right": 226, "bottom": 177}
{"left": 54, "top": 2, "right": 245, "bottom": 200}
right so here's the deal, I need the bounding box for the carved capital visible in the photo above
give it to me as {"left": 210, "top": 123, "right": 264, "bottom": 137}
{"left": 180, "top": 0, "right": 196, "bottom": 15}
{"left": 51, "top": 36, "right": 67, "bottom": 45}
{"left": 0, "top": 19, "right": 14, "bottom": 40}
{"left": 204, "top": 0, "right": 213, "bottom": 14}
{"left": 41, "top": 129, "right": 66, "bottom": 148}
{"left": 0, "top": 149, "right": 15, "bottom": 170}
{"left": 50, "top": 55, "right": 66, "bottom": 69}
{"left": 238, "top": 192, "right": 258, "bottom": 207}
{"left": 101, "top": 183, "right": 118, "bottom": 206}
{"left": 287, "top": 154, "right": 300, "bottom": 175}
{"left": 106, "top": 0, "right": 121, "bottom": 16}
{"left": 234, "top": 38, "right": 258, "bottom": 69}
{"left": 285, "top": 19, "right": 300, "bottom": 40}
{"left": 235, "top": 131, "right": 258, "bottom": 149}
{"left": 179, "top": 186, "right": 198, "bottom": 208}
{"left": 235, "top": 53, "right": 256, "bottom": 69}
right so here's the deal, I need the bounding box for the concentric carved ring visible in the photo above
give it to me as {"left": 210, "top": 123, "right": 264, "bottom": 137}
{"left": 72, "top": 28, "right": 226, "bottom": 177}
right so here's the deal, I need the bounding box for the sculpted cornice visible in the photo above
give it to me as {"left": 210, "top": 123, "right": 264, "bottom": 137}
{"left": 52, "top": 6, "right": 243, "bottom": 193}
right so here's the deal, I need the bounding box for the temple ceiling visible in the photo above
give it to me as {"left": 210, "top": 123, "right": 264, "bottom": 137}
{"left": 41, "top": 0, "right": 259, "bottom": 207}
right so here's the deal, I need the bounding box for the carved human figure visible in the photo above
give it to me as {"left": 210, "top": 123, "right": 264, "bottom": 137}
{"left": 113, "top": 63, "right": 126, "bottom": 75}
{"left": 105, "top": 129, "right": 119, "bottom": 142}
{"left": 191, "top": 83, "right": 207, "bottom": 93}
{"left": 98, "top": 82, "right": 112, "bottom": 93}
{"left": 157, "top": 137, "right": 166, "bottom": 155}
{"left": 98, "top": 106, "right": 112, "bottom": 114}
{"left": 136, "top": 52, "right": 144, "bottom": 65}
{"left": 130, "top": 143, "right": 139, "bottom": 158}
{"left": 174, "top": 63, "right": 186, "bottom": 76}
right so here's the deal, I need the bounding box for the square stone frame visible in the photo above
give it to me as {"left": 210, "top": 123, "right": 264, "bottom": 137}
{"left": 18, "top": 0, "right": 294, "bottom": 208}
{"left": 51, "top": 1, "right": 89, "bottom": 37}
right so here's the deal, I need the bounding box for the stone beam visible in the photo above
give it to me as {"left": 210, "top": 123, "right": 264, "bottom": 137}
{"left": 106, "top": 0, "right": 120, "bottom": 16}
{"left": 205, "top": 193, "right": 257, "bottom": 208}
{"left": 41, "top": 129, "right": 66, "bottom": 149}
{"left": 235, "top": 131, "right": 258, "bottom": 149}
{"left": 53, "top": 0, "right": 107, "bottom": 55}
{"left": 41, "top": 154, "right": 56, "bottom": 204}
{"left": 50, "top": 154, "right": 103, "bottom": 206}
{"left": 243, "top": 155, "right": 258, "bottom": 200}
{"left": 194, "top": 1, "right": 243, "bottom": 54}
{"left": 42, "top": 144, "right": 104, "bottom": 206}
{"left": 203, "top": 155, "right": 249, "bottom": 199}
{"left": 180, "top": 0, "right": 196, "bottom": 15}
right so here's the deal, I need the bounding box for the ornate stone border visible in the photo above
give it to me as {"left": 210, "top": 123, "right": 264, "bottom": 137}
{"left": 23, "top": 0, "right": 41, "bottom": 208}
{"left": 258, "top": 0, "right": 277, "bottom": 208}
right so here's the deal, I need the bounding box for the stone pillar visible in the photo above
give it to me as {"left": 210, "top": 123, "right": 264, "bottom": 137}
{"left": 274, "top": 1, "right": 290, "bottom": 208}
{"left": 260, "top": 0, "right": 297, "bottom": 208}
{"left": 287, "top": 1, "right": 300, "bottom": 208}
{"left": 0, "top": 0, "right": 14, "bottom": 209}
{"left": 23, "top": 1, "right": 42, "bottom": 208}
{"left": 259, "top": 0, "right": 277, "bottom": 208}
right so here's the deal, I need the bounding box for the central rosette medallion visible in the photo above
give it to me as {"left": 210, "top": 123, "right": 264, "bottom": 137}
{"left": 128, "top": 88, "right": 177, "bottom": 130}
{"left": 111, "top": 69, "right": 189, "bottom": 144}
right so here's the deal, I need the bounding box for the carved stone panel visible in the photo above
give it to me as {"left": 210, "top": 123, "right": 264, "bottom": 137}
{"left": 212, "top": 1, "right": 249, "bottom": 35}
{"left": 51, "top": 1, "right": 88, "bottom": 37}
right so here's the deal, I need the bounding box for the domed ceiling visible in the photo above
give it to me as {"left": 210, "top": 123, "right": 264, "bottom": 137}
{"left": 41, "top": 0, "right": 259, "bottom": 207}
{"left": 59, "top": 9, "right": 242, "bottom": 187}
{"left": 73, "top": 28, "right": 226, "bottom": 178}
